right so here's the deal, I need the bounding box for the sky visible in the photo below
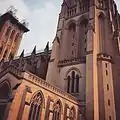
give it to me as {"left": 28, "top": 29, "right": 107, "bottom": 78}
{"left": 0, "top": 0, "right": 120, "bottom": 55}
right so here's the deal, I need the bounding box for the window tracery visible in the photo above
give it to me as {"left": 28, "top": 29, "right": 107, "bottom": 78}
{"left": 28, "top": 91, "right": 44, "bottom": 120}
{"left": 10, "top": 30, "right": 15, "bottom": 39}
{"left": 15, "top": 33, "right": 19, "bottom": 42}
{"left": 52, "top": 100, "right": 62, "bottom": 120}
{"left": 79, "top": 19, "right": 88, "bottom": 56}
{"left": 0, "top": 45, "right": 3, "bottom": 54}
{"left": 66, "top": 69, "right": 80, "bottom": 93}
{"left": 69, "top": 107, "right": 76, "bottom": 120}
{"left": 98, "top": 14, "right": 105, "bottom": 53}
{"left": 5, "top": 27, "right": 11, "bottom": 37}
{"left": 67, "top": 23, "right": 76, "bottom": 58}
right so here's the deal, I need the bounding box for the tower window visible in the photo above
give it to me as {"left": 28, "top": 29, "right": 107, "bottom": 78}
{"left": 108, "top": 99, "right": 111, "bottom": 106}
{"left": 67, "top": 76, "right": 70, "bottom": 93}
{"left": 71, "top": 71, "right": 75, "bottom": 93}
{"left": 72, "top": 51, "right": 74, "bottom": 55}
{"left": 67, "top": 70, "right": 80, "bottom": 93}
{"left": 3, "top": 49, "right": 8, "bottom": 58}
{"left": 5, "top": 27, "right": 11, "bottom": 37}
{"left": 105, "top": 63, "right": 108, "bottom": 68}
{"left": 109, "top": 116, "right": 112, "bottom": 120}
{"left": 15, "top": 33, "right": 19, "bottom": 42}
{"left": 10, "top": 30, "right": 15, "bottom": 39}
{"left": 9, "top": 52, "right": 14, "bottom": 59}
{"left": 107, "top": 84, "right": 109, "bottom": 91}
{"left": 106, "top": 70, "right": 108, "bottom": 76}
{"left": 76, "top": 75, "right": 79, "bottom": 93}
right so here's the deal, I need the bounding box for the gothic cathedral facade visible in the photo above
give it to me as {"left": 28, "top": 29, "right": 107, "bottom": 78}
{"left": 0, "top": 0, "right": 120, "bottom": 120}
{"left": 47, "top": 0, "right": 120, "bottom": 120}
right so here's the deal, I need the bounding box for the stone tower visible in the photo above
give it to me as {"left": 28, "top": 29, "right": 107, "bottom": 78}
{"left": 47, "top": 0, "right": 120, "bottom": 120}
{"left": 0, "top": 8, "right": 29, "bottom": 60}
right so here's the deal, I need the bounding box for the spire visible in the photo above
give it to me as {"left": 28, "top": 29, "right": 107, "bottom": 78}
{"left": 44, "top": 42, "right": 49, "bottom": 52}
{"left": 20, "top": 49, "right": 24, "bottom": 58}
{"left": 32, "top": 46, "right": 36, "bottom": 55}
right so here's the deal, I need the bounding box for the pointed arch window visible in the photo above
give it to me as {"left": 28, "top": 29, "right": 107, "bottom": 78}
{"left": 52, "top": 100, "right": 62, "bottom": 120}
{"left": 67, "top": 70, "right": 80, "bottom": 93}
{"left": 67, "top": 76, "right": 70, "bottom": 93}
{"left": 69, "top": 107, "right": 76, "bottom": 120}
{"left": 79, "top": 19, "right": 88, "bottom": 57}
{"left": 0, "top": 45, "right": 3, "bottom": 54}
{"left": 67, "top": 23, "right": 76, "bottom": 58}
{"left": 76, "top": 74, "right": 79, "bottom": 93}
{"left": 28, "top": 91, "right": 44, "bottom": 120}
{"left": 15, "top": 33, "right": 19, "bottom": 42}
{"left": 10, "top": 30, "right": 15, "bottom": 39}
{"left": 9, "top": 52, "right": 14, "bottom": 60}
{"left": 98, "top": 14, "right": 106, "bottom": 53}
{"left": 3, "top": 49, "right": 8, "bottom": 58}
{"left": 5, "top": 27, "right": 12, "bottom": 37}
{"left": 71, "top": 71, "right": 75, "bottom": 93}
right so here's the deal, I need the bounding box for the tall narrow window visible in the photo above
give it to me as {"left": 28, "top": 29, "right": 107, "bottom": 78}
{"left": 0, "top": 46, "right": 3, "bottom": 54}
{"left": 98, "top": 14, "right": 105, "bottom": 53}
{"left": 9, "top": 52, "right": 14, "bottom": 60}
{"left": 15, "top": 33, "right": 19, "bottom": 42}
{"left": 71, "top": 71, "right": 75, "bottom": 93}
{"left": 76, "top": 75, "right": 79, "bottom": 93}
{"left": 10, "top": 30, "right": 15, "bottom": 39}
{"left": 3, "top": 49, "right": 8, "bottom": 58}
{"left": 78, "top": 19, "right": 88, "bottom": 57}
{"left": 69, "top": 107, "right": 76, "bottom": 120}
{"left": 52, "top": 100, "right": 62, "bottom": 120}
{"left": 109, "top": 116, "right": 112, "bottom": 120}
{"left": 67, "top": 76, "right": 70, "bottom": 93}
{"left": 5, "top": 27, "right": 11, "bottom": 37}
{"left": 28, "top": 91, "right": 44, "bottom": 120}
{"left": 67, "top": 23, "right": 76, "bottom": 59}
{"left": 66, "top": 69, "right": 80, "bottom": 94}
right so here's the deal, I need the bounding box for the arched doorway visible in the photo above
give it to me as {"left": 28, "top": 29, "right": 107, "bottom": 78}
{"left": 0, "top": 81, "right": 11, "bottom": 120}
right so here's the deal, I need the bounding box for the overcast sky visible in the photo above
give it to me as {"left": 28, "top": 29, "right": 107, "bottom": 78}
{"left": 0, "top": 0, "right": 120, "bottom": 55}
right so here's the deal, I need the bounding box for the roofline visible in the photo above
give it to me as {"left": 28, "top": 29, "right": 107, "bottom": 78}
{"left": 0, "top": 12, "right": 30, "bottom": 32}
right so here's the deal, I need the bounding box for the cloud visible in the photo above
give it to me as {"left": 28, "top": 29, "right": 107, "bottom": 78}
{"left": 0, "top": 0, "right": 62, "bottom": 55}
{"left": 20, "top": 1, "right": 62, "bottom": 54}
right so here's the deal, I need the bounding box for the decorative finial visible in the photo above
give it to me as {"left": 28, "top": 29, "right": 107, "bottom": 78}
{"left": 32, "top": 46, "right": 36, "bottom": 55}
{"left": 20, "top": 50, "right": 24, "bottom": 58}
{"left": 44, "top": 42, "right": 49, "bottom": 52}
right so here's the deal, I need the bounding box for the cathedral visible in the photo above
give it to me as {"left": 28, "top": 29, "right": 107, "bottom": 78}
{"left": 0, "top": 0, "right": 120, "bottom": 120}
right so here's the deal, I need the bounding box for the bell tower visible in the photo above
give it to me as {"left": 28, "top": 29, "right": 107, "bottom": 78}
{"left": 0, "top": 7, "right": 29, "bottom": 60}
{"left": 47, "top": 0, "right": 90, "bottom": 118}
{"left": 47, "top": 0, "right": 120, "bottom": 120}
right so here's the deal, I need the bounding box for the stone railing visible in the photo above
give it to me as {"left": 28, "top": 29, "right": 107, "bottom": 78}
{"left": 23, "top": 71, "right": 78, "bottom": 103}
{"left": 58, "top": 57, "right": 86, "bottom": 67}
